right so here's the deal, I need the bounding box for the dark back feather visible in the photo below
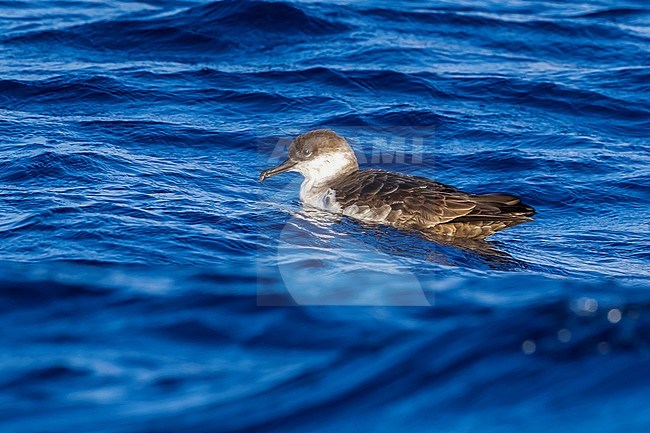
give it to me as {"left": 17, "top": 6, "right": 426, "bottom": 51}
{"left": 328, "top": 169, "right": 535, "bottom": 238}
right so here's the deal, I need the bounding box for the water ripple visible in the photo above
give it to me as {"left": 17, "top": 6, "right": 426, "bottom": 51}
{"left": 0, "top": 0, "right": 649, "bottom": 431}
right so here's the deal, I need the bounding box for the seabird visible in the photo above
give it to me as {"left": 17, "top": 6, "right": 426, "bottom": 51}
{"left": 259, "top": 129, "right": 535, "bottom": 239}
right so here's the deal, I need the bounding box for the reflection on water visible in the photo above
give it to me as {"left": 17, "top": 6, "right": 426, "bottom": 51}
{"left": 262, "top": 208, "right": 428, "bottom": 305}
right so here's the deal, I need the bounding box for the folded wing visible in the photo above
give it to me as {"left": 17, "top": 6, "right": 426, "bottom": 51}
{"left": 329, "top": 169, "right": 534, "bottom": 237}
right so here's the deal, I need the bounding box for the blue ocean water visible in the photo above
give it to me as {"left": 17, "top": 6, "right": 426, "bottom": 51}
{"left": 1, "top": 0, "right": 649, "bottom": 431}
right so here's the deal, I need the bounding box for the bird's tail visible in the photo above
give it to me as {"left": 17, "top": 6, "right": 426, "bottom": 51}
{"left": 455, "top": 193, "right": 536, "bottom": 223}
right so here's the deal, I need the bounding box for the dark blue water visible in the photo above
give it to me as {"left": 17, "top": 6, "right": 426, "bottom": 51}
{"left": 1, "top": 0, "right": 649, "bottom": 431}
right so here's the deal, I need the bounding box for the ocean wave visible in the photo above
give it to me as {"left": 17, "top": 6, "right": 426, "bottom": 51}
{"left": 364, "top": 7, "right": 649, "bottom": 40}
{"left": 5, "top": 0, "right": 348, "bottom": 54}
{"left": 1, "top": 0, "right": 649, "bottom": 431}
{"left": 0, "top": 148, "right": 116, "bottom": 182}
{"left": 574, "top": 7, "right": 650, "bottom": 19}
{"left": 0, "top": 76, "right": 170, "bottom": 107}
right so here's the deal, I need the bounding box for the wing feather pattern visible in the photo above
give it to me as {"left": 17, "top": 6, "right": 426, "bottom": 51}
{"left": 328, "top": 169, "right": 535, "bottom": 238}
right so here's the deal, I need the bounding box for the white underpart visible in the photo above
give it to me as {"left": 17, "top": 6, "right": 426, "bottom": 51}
{"left": 342, "top": 203, "right": 392, "bottom": 223}
{"left": 295, "top": 152, "right": 355, "bottom": 213}
{"left": 293, "top": 151, "right": 393, "bottom": 224}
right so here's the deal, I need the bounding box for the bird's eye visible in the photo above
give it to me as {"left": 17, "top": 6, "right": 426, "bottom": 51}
{"left": 303, "top": 147, "right": 313, "bottom": 158}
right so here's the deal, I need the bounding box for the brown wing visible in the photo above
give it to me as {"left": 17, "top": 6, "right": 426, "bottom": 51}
{"left": 329, "top": 169, "right": 535, "bottom": 233}
{"left": 328, "top": 169, "right": 478, "bottom": 230}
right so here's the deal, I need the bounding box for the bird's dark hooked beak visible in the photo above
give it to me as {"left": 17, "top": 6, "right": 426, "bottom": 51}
{"left": 259, "top": 159, "right": 297, "bottom": 182}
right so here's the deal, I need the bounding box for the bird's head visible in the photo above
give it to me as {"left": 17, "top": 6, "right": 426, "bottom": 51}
{"left": 259, "top": 129, "right": 358, "bottom": 185}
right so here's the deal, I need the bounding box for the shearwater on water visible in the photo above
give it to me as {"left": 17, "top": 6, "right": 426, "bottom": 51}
{"left": 260, "top": 129, "right": 536, "bottom": 239}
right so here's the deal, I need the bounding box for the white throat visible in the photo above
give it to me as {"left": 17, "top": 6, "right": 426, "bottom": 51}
{"left": 296, "top": 151, "right": 357, "bottom": 207}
